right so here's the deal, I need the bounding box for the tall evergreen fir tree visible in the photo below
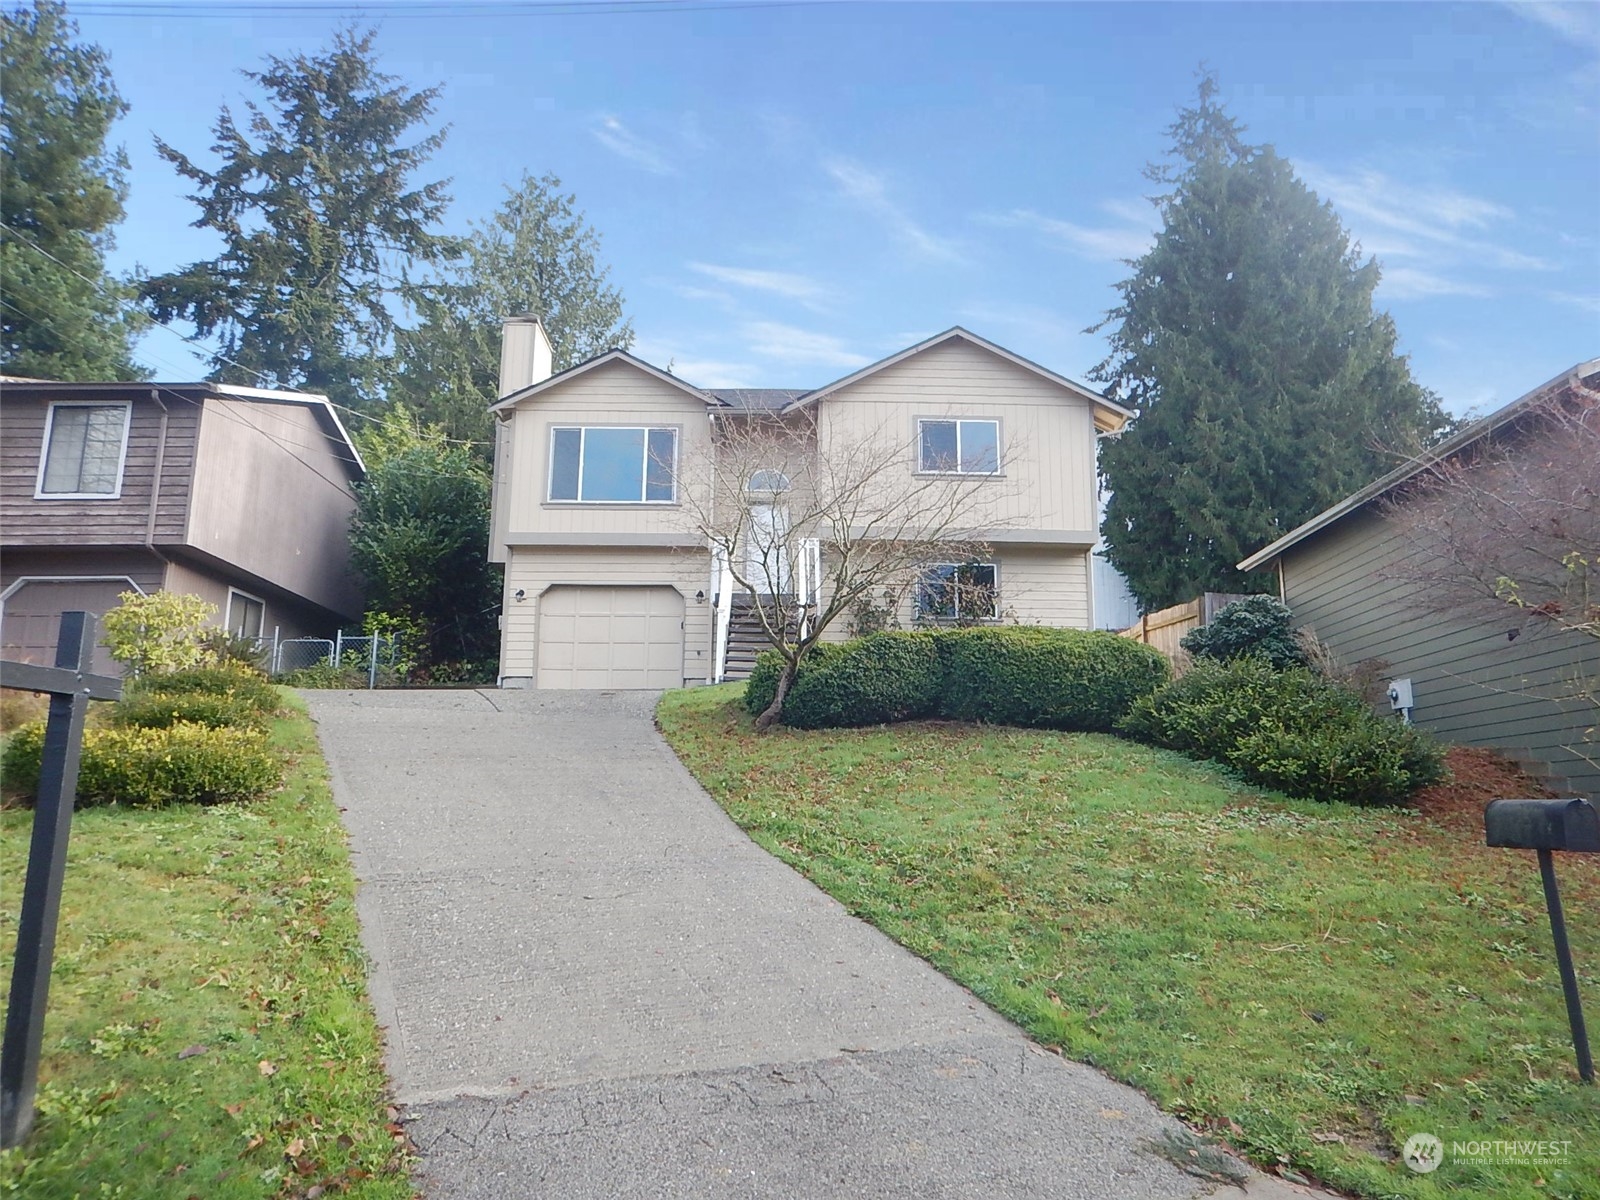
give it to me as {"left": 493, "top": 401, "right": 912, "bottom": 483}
{"left": 142, "top": 27, "right": 453, "bottom": 409}
{"left": 386, "top": 172, "right": 633, "bottom": 451}
{"left": 1093, "top": 76, "right": 1450, "bottom": 611}
{"left": 1, "top": 0, "right": 144, "bottom": 379}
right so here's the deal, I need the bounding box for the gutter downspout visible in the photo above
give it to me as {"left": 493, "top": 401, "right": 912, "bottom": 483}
{"left": 145, "top": 389, "right": 172, "bottom": 579}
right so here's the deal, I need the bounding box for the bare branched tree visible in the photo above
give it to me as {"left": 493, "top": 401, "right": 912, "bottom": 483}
{"left": 675, "top": 409, "right": 1021, "bottom": 729}
{"left": 1382, "top": 375, "right": 1600, "bottom": 765}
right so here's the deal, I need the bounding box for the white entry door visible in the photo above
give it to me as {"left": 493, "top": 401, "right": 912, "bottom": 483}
{"left": 744, "top": 504, "right": 791, "bottom": 594}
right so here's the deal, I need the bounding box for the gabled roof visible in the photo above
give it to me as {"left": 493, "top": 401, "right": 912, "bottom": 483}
{"left": 0, "top": 377, "right": 365, "bottom": 478}
{"left": 485, "top": 327, "right": 1130, "bottom": 429}
{"left": 488, "top": 348, "right": 714, "bottom": 412}
{"left": 779, "top": 327, "right": 1133, "bottom": 431}
{"left": 1237, "top": 357, "right": 1600, "bottom": 572}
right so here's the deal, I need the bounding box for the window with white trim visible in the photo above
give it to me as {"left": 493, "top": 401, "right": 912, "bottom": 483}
{"left": 37, "top": 402, "right": 132, "bottom": 497}
{"left": 915, "top": 563, "right": 999, "bottom": 621}
{"left": 226, "top": 590, "right": 265, "bottom": 639}
{"left": 918, "top": 418, "right": 999, "bottom": 474}
{"left": 548, "top": 426, "right": 678, "bottom": 503}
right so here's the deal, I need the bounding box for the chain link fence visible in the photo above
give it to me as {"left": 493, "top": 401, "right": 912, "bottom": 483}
{"left": 265, "top": 632, "right": 405, "bottom": 688}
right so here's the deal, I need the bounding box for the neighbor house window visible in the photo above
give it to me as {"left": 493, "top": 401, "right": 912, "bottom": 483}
{"left": 226, "top": 589, "right": 265, "bottom": 640}
{"left": 548, "top": 426, "right": 677, "bottom": 502}
{"left": 36, "top": 402, "right": 132, "bottom": 498}
{"left": 918, "top": 418, "right": 999, "bottom": 474}
{"left": 916, "top": 563, "right": 999, "bottom": 621}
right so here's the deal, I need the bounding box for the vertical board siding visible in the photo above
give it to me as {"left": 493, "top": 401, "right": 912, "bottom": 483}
{"left": 500, "top": 546, "right": 713, "bottom": 686}
{"left": 1281, "top": 509, "right": 1599, "bottom": 797}
{"left": 0, "top": 393, "right": 200, "bottom": 544}
{"left": 187, "top": 399, "right": 362, "bottom": 620}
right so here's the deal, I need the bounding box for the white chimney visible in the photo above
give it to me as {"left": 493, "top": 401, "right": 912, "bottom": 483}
{"left": 498, "top": 314, "right": 554, "bottom": 398}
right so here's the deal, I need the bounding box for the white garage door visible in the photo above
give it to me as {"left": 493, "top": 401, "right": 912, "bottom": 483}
{"left": 536, "top": 585, "right": 684, "bottom": 689}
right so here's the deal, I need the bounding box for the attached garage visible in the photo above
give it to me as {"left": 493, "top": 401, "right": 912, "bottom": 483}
{"left": 536, "top": 585, "right": 685, "bottom": 689}
{"left": 0, "top": 577, "right": 136, "bottom": 675}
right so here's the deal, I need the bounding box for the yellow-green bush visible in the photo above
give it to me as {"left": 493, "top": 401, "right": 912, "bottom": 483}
{"left": 1, "top": 720, "right": 281, "bottom": 808}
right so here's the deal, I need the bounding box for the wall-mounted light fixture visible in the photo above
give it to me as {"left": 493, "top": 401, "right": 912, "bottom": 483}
{"left": 695, "top": 590, "right": 706, "bottom": 603}
{"left": 514, "top": 589, "right": 526, "bottom": 601}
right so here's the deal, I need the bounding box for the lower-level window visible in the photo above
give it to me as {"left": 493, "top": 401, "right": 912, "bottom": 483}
{"left": 226, "top": 589, "right": 265, "bottom": 639}
{"left": 915, "top": 562, "right": 998, "bottom": 621}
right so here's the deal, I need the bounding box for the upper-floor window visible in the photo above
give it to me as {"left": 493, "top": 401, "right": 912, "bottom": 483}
{"left": 548, "top": 426, "right": 677, "bottom": 503}
{"left": 36, "top": 402, "right": 132, "bottom": 498}
{"left": 918, "top": 418, "right": 999, "bottom": 474}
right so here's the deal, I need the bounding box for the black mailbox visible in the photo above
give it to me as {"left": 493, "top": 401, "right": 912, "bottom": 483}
{"left": 1484, "top": 798, "right": 1600, "bottom": 853}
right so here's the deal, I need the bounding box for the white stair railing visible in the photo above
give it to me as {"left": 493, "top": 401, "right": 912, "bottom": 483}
{"left": 797, "top": 537, "right": 822, "bottom": 641}
{"left": 711, "top": 547, "right": 735, "bottom": 683}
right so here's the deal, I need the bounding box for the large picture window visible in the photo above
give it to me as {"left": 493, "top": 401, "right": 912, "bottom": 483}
{"left": 548, "top": 426, "right": 678, "bottom": 503}
{"left": 918, "top": 418, "right": 999, "bottom": 474}
{"left": 916, "top": 562, "right": 999, "bottom": 621}
{"left": 37, "top": 402, "right": 132, "bottom": 498}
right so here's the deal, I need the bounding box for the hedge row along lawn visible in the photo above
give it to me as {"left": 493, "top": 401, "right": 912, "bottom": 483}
{"left": 658, "top": 685, "right": 1600, "bottom": 1200}
{"left": 0, "top": 693, "right": 412, "bottom": 1200}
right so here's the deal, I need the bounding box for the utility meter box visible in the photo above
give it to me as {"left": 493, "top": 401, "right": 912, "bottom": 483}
{"left": 1387, "top": 677, "right": 1414, "bottom": 712}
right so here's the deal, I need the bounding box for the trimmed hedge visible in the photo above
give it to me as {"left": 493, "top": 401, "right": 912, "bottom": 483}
{"left": 110, "top": 690, "right": 271, "bottom": 732}
{"left": 745, "top": 626, "right": 1170, "bottom": 732}
{"left": 1, "top": 720, "right": 281, "bottom": 808}
{"left": 1118, "top": 658, "right": 1446, "bottom": 806}
{"left": 1180, "top": 595, "right": 1307, "bottom": 670}
{"left": 132, "top": 664, "right": 282, "bottom": 716}
{"left": 937, "top": 627, "right": 1170, "bottom": 732}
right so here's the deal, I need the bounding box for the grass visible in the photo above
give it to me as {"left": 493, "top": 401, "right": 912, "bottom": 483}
{"left": 0, "top": 693, "right": 412, "bottom": 1200}
{"left": 658, "top": 685, "right": 1600, "bottom": 1200}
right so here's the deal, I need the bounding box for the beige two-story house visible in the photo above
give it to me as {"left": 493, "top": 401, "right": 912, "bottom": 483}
{"left": 487, "top": 318, "right": 1130, "bottom": 689}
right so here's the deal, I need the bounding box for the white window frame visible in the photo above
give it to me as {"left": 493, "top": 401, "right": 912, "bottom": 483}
{"left": 916, "top": 417, "right": 1002, "bottom": 476}
{"left": 546, "top": 425, "right": 679, "bottom": 505}
{"left": 225, "top": 588, "right": 266, "bottom": 640}
{"left": 915, "top": 561, "right": 1001, "bottom": 622}
{"left": 34, "top": 401, "right": 134, "bottom": 499}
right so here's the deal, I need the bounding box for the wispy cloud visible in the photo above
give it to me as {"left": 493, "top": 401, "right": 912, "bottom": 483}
{"left": 823, "top": 158, "right": 965, "bottom": 264}
{"left": 1376, "top": 267, "right": 1494, "bottom": 301}
{"left": 1301, "top": 165, "right": 1555, "bottom": 273}
{"left": 980, "top": 199, "right": 1154, "bottom": 263}
{"left": 688, "top": 262, "right": 833, "bottom": 309}
{"left": 592, "top": 114, "right": 676, "bottom": 175}
{"left": 743, "top": 321, "right": 871, "bottom": 369}
{"left": 1507, "top": 1, "right": 1600, "bottom": 53}
{"left": 664, "top": 358, "right": 756, "bottom": 388}
{"left": 1545, "top": 288, "right": 1600, "bottom": 316}
{"left": 958, "top": 301, "right": 1081, "bottom": 345}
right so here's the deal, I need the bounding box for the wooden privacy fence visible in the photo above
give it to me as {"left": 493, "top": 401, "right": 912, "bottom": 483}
{"left": 1119, "top": 592, "right": 1254, "bottom": 662}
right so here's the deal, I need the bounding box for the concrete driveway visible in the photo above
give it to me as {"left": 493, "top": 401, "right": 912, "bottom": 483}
{"left": 306, "top": 689, "right": 1310, "bottom": 1199}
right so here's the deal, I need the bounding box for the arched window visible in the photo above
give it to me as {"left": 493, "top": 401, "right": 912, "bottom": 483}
{"left": 746, "top": 469, "right": 792, "bottom": 495}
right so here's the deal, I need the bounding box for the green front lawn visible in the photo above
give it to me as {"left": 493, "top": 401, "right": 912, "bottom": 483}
{"left": 0, "top": 694, "right": 412, "bottom": 1199}
{"left": 659, "top": 685, "right": 1600, "bottom": 1200}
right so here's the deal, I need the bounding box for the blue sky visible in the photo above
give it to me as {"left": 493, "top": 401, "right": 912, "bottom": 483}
{"left": 76, "top": 0, "right": 1599, "bottom": 417}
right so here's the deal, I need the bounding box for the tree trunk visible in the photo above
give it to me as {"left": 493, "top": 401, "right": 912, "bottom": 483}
{"left": 753, "top": 660, "right": 796, "bottom": 732}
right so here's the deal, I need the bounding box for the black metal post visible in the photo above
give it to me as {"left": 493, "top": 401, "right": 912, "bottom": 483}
{"left": 0, "top": 613, "right": 92, "bottom": 1148}
{"left": 1538, "top": 847, "right": 1595, "bottom": 1083}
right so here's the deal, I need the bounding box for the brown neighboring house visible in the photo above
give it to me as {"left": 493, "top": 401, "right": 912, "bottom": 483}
{"left": 1, "top": 378, "right": 365, "bottom": 675}
{"left": 1238, "top": 359, "right": 1600, "bottom": 799}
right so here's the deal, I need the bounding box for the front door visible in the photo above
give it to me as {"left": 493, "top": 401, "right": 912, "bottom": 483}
{"left": 745, "top": 503, "right": 791, "bottom": 595}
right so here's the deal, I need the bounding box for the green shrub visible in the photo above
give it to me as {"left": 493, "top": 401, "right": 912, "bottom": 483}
{"left": 781, "top": 632, "right": 944, "bottom": 730}
{"left": 1, "top": 720, "right": 281, "bottom": 808}
{"left": 1119, "top": 658, "right": 1446, "bottom": 806}
{"left": 937, "top": 627, "right": 1171, "bottom": 731}
{"left": 110, "top": 690, "right": 269, "bottom": 732}
{"left": 134, "top": 664, "right": 281, "bottom": 716}
{"left": 744, "top": 642, "right": 845, "bottom": 718}
{"left": 1180, "top": 594, "right": 1307, "bottom": 670}
{"left": 99, "top": 590, "right": 218, "bottom": 676}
